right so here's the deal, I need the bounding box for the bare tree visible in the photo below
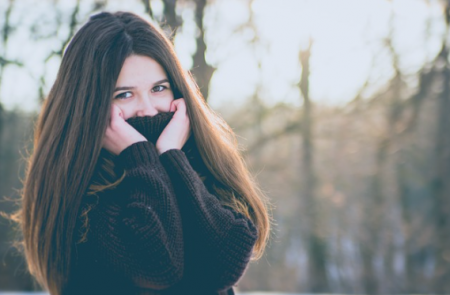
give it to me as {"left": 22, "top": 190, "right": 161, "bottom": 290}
{"left": 190, "top": 0, "right": 215, "bottom": 101}
{"left": 298, "top": 38, "right": 329, "bottom": 292}
{"left": 0, "top": 0, "right": 23, "bottom": 112}
{"left": 430, "top": 3, "right": 450, "bottom": 292}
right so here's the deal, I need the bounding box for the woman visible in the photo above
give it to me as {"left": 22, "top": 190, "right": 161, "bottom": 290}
{"left": 12, "top": 11, "right": 270, "bottom": 295}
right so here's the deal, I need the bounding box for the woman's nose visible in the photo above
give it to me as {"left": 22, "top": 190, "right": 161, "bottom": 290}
{"left": 135, "top": 97, "right": 158, "bottom": 117}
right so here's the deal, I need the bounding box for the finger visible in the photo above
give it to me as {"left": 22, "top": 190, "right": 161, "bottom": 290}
{"left": 174, "top": 98, "right": 186, "bottom": 114}
{"left": 111, "top": 104, "right": 123, "bottom": 121}
{"left": 170, "top": 101, "right": 177, "bottom": 112}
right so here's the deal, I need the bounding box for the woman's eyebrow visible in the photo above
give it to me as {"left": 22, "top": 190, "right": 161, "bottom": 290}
{"left": 114, "top": 79, "right": 170, "bottom": 92}
{"left": 114, "top": 86, "right": 135, "bottom": 92}
{"left": 153, "top": 78, "right": 169, "bottom": 85}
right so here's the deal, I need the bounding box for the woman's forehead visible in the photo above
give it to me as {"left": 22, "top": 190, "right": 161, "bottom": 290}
{"left": 115, "top": 55, "right": 167, "bottom": 87}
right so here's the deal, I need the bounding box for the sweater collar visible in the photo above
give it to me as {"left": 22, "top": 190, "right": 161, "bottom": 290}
{"left": 125, "top": 112, "right": 209, "bottom": 179}
{"left": 125, "top": 112, "right": 175, "bottom": 144}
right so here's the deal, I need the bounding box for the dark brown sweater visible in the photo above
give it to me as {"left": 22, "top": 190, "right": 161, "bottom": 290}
{"left": 66, "top": 112, "right": 257, "bottom": 295}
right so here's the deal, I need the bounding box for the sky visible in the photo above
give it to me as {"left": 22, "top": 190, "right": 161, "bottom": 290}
{"left": 0, "top": 0, "right": 446, "bottom": 113}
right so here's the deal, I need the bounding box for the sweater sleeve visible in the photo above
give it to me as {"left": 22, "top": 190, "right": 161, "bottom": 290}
{"left": 88, "top": 141, "right": 184, "bottom": 290}
{"left": 159, "top": 149, "right": 258, "bottom": 291}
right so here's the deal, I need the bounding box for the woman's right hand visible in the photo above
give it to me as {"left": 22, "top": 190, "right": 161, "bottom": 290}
{"left": 102, "top": 104, "right": 147, "bottom": 155}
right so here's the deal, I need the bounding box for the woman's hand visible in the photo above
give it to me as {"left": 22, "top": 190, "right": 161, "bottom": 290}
{"left": 102, "top": 104, "right": 147, "bottom": 155}
{"left": 156, "top": 98, "right": 191, "bottom": 155}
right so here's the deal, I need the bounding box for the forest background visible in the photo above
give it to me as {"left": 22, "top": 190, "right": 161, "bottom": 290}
{"left": 1, "top": 0, "right": 450, "bottom": 293}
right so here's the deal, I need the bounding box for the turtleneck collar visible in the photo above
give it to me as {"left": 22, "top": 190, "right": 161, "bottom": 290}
{"left": 125, "top": 112, "right": 196, "bottom": 156}
{"left": 125, "top": 112, "right": 174, "bottom": 144}
{"left": 122, "top": 111, "right": 211, "bottom": 184}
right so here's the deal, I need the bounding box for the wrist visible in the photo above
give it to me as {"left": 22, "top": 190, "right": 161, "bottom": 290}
{"left": 121, "top": 139, "right": 148, "bottom": 155}
{"left": 156, "top": 144, "right": 181, "bottom": 155}
{"left": 156, "top": 146, "right": 171, "bottom": 155}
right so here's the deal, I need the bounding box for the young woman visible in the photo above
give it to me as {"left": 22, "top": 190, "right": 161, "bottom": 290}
{"left": 12, "top": 11, "right": 270, "bottom": 295}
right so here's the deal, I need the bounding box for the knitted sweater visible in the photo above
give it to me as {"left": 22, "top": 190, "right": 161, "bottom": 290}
{"left": 66, "top": 112, "right": 258, "bottom": 295}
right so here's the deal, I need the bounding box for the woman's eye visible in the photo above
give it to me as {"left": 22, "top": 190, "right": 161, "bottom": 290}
{"left": 115, "top": 92, "right": 132, "bottom": 99}
{"left": 151, "top": 85, "right": 167, "bottom": 93}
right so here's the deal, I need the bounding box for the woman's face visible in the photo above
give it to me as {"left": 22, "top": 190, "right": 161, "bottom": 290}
{"left": 113, "top": 55, "right": 174, "bottom": 119}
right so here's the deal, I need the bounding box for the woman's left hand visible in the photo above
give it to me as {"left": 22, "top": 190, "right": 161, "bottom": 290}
{"left": 156, "top": 98, "right": 191, "bottom": 155}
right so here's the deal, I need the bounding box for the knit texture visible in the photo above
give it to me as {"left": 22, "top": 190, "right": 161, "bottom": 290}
{"left": 159, "top": 149, "right": 258, "bottom": 292}
{"left": 67, "top": 113, "right": 257, "bottom": 295}
{"left": 126, "top": 112, "right": 174, "bottom": 144}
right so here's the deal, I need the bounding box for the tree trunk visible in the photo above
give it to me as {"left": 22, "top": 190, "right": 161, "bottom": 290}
{"left": 190, "top": 0, "right": 215, "bottom": 101}
{"left": 298, "top": 39, "right": 329, "bottom": 292}
{"left": 432, "top": 19, "right": 450, "bottom": 292}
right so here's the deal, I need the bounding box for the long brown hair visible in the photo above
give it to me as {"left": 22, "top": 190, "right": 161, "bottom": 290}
{"left": 10, "top": 11, "right": 271, "bottom": 295}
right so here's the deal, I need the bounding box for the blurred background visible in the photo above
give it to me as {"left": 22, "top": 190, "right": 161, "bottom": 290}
{"left": 1, "top": 0, "right": 450, "bottom": 293}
